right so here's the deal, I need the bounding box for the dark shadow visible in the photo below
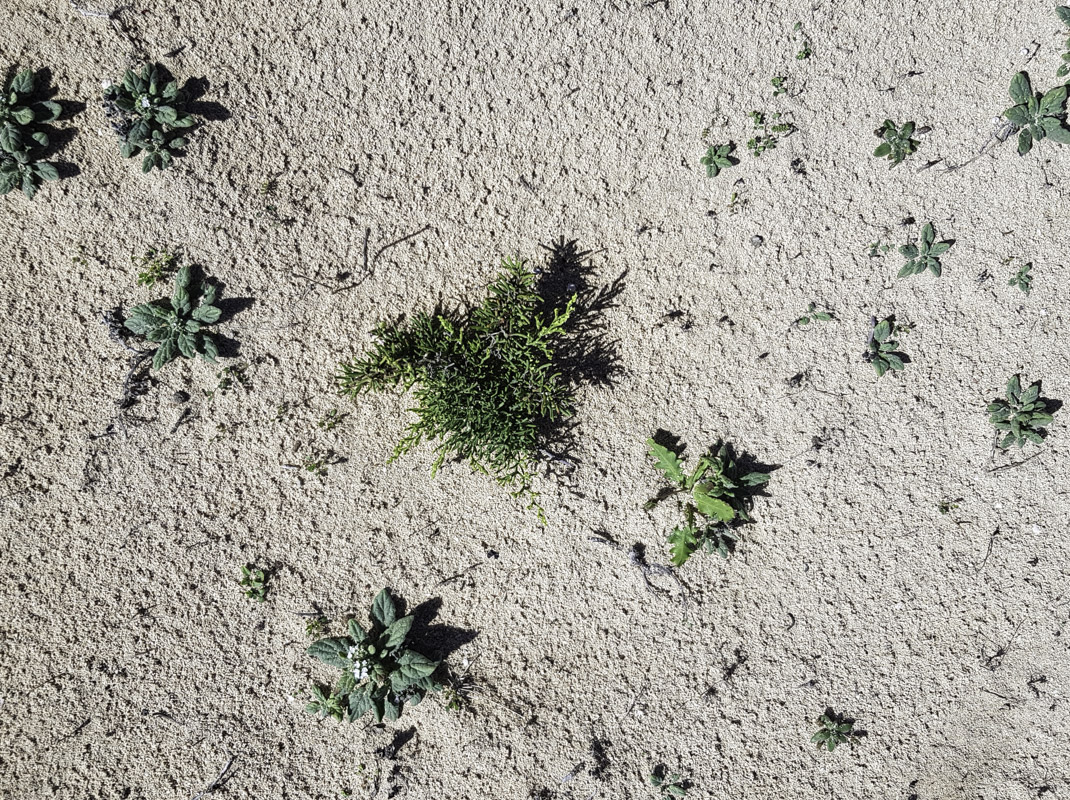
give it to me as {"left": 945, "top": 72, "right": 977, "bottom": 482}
{"left": 376, "top": 726, "right": 417, "bottom": 760}
{"left": 181, "top": 76, "right": 231, "bottom": 122}
{"left": 650, "top": 428, "right": 686, "bottom": 459}
{"left": 588, "top": 738, "right": 611, "bottom": 780}
{"left": 407, "top": 597, "right": 479, "bottom": 660}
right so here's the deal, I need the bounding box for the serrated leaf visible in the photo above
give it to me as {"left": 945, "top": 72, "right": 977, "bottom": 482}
{"left": 693, "top": 487, "right": 735, "bottom": 522}
{"left": 667, "top": 525, "right": 698, "bottom": 567}
{"left": 348, "top": 618, "right": 367, "bottom": 642}
{"left": 647, "top": 438, "right": 686, "bottom": 486}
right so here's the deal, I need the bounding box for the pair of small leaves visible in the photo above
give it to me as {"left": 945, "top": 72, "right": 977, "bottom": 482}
{"left": 1003, "top": 71, "right": 1070, "bottom": 156}
{"left": 123, "top": 265, "right": 222, "bottom": 370}
{"left": 700, "top": 143, "right": 736, "bottom": 177}
{"left": 867, "top": 317, "right": 907, "bottom": 378}
{"left": 795, "top": 302, "right": 834, "bottom": 327}
{"left": 872, "top": 119, "right": 919, "bottom": 166}
{"left": 898, "top": 223, "right": 952, "bottom": 278}
{"left": 987, "top": 374, "right": 1054, "bottom": 449}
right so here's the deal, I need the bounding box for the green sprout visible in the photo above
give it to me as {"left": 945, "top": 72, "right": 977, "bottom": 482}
{"left": 898, "top": 222, "right": 952, "bottom": 278}
{"left": 1007, "top": 260, "right": 1033, "bottom": 295}
{"left": 239, "top": 564, "right": 269, "bottom": 602}
{"left": 133, "top": 247, "right": 179, "bottom": 287}
{"left": 872, "top": 119, "right": 920, "bottom": 167}
{"left": 864, "top": 316, "right": 908, "bottom": 378}
{"left": 645, "top": 437, "right": 771, "bottom": 566}
{"left": 794, "top": 302, "right": 834, "bottom": 327}
{"left": 987, "top": 374, "right": 1056, "bottom": 449}
{"left": 649, "top": 770, "right": 687, "bottom": 798}
{"left": 812, "top": 709, "right": 858, "bottom": 753}
{"left": 699, "top": 143, "right": 736, "bottom": 177}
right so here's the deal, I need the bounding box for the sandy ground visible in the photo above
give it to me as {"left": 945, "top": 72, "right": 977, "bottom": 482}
{"left": 2, "top": 0, "right": 1069, "bottom": 798}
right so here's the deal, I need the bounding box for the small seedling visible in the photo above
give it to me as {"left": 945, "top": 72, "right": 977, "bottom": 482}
{"left": 123, "top": 265, "right": 223, "bottom": 370}
{"left": 239, "top": 564, "right": 269, "bottom": 601}
{"left": 305, "top": 588, "right": 442, "bottom": 723}
{"left": 305, "top": 616, "right": 328, "bottom": 638}
{"left": 938, "top": 498, "right": 963, "bottom": 514}
{"left": 301, "top": 449, "right": 337, "bottom": 479}
{"left": 1007, "top": 259, "right": 1033, "bottom": 295}
{"left": 987, "top": 374, "right": 1056, "bottom": 448}
{"left": 645, "top": 438, "right": 771, "bottom": 566}
{"left": 0, "top": 68, "right": 62, "bottom": 199}
{"left": 699, "top": 143, "right": 736, "bottom": 177}
{"left": 102, "top": 63, "right": 197, "bottom": 172}
{"left": 812, "top": 709, "right": 858, "bottom": 752}
{"left": 1002, "top": 71, "right": 1070, "bottom": 156}
{"left": 898, "top": 222, "right": 952, "bottom": 278}
{"left": 337, "top": 256, "right": 577, "bottom": 511}
{"left": 864, "top": 316, "right": 908, "bottom": 377}
{"left": 727, "top": 189, "right": 747, "bottom": 214}
{"left": 873, "top": 119, "right": 920, "bottom": 167}
{"left": 317, "top": 408, "right": 345, "bottom": 430}
{"left": 771, "top": 76, "right": 788, "bottom": 97}
{"left": 649, "top": 771, "right": 687, "bottom": 798}
{"left": 133, "top": 247, "right": 179, "bottom": 286}
{"left": 1058, "top": 7, "right": 1070, "bottom": 77}
{"left": 203, "top": 363, "right": 251, "bottom": 399}
{"left": 747, "top": 111, "right": 795, "bottom": 156}
{"left": 793, "top": 22, "right": 812, "bottom": 60}
{"left": 794, "top": 302, "right": 834, "bottom": 327}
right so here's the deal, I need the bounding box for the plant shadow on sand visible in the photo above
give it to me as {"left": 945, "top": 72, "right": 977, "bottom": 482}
{"left": 535, "top": 236, "right": 626, "bottom": 473}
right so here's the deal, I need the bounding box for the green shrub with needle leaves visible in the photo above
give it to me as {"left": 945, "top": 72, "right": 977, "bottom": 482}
{"left": 124, "top": 265, "right": 222, "bottom": 370}
{"left": 645, "top": 438, "right": 770, "bottom": 566}
{"left": 305, "top": 589, "right": 441, "bottom": 723}
{"left": 337, "top": 256, "right": 576, "bottom": 509}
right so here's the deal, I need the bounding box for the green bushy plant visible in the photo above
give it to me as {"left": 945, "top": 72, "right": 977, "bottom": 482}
{"left": 812, "top": 708, "right": 858, "bottom": 753}
{"left": 700, "top": 143, "right": 736, "bottom": 177}
{"left": 987, "top": 374, "right": 1056, "bottom": 448}
{"left": 0, "top": 68, "right": 62, "bottom": 198}
{"left": 864, "top": 316, "right": 908, "bottom": 377}
{"left": 305, "top": 589, "right": 441, "bottom": 723}
{"left": 645, "top": 438, "right": 771, "bottom": 566}
{"left": 337, "top": 256, "right": 576, "bottom": 510}
{"left": 103, "top": 63, "right": 196, "bottom": 172}
{"left": 1002, "top": 71, "right": 1070, "bottom": 156}
{"left": 124, "top": 265, "right": 222, "bottom": 370}
{"left": 898, "top": 222, "right": 952, "bottom": 278}
{"left": 872, "top": 119, "right": 920, "bottom": 167}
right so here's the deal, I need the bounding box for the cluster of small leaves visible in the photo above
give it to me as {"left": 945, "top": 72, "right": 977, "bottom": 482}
{"left": 873, "top": 119, "right": 920, "bottom": 167}
{"left": 866, "top": 240, "right": 893, "bottom": 258}
{"left": 103, "top": 64, "right": 196, "bottom": 172}
{"left": 987, "top": 375, "right": 1055, "bottom": 449}
{"left": 898, "top": 222, "right": 952, "bottom": 278}
{"left": 864, "top": 316, "right": 908, "bottom": 377}
{"left": 649, "top": 771, "right": 687, "bottom": 798}
{"left": 794, "top": 302, "right": 834, "bottom": 327}
{"left": 645, "top": 438, "right": 770, "bottom": 567}
{"left": 1002, "top": 71, "right": 1070, "bottom": 156}
{"left": 133, "top": 246, "right": 178, "bottom": 286}
{"left": 124, "top": 265, "right": 222, "bottom": 370}
{"left": 812, "top": 709, "right": 858, "bottom": 753}
{"left": 238, "top": 564, "right": 269, "bottom": 602}
{"left": 1007, "top": 259, "right": 1033, "bottom": 295}
{"left": 699, "top": 143, "right": 736, "bottom": 177}
{"left": 305, "top": 589, "right": 441, "bottom": 723}
{"left": 771, "top": 76, "right": 788, "bottom": 97}
{"left": 747, "top": 111, "right": 794, "bottom": 156}
{"left": 0, "top": 68, "right": 61, "bottom": 199}
{"left": 1057, "top": 7, "right": 1070, "bottom": 78}
{"left": 203, "top": 363, "right": 250, "bottom": 400}
{"left": 317, "top": 408, "right": 345, "bottom": 431}
{"left": 337, "top": 257, "right": 576, "bottom": 506}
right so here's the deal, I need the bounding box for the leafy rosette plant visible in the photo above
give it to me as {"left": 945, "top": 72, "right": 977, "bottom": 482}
{"left": 103, "top": 63, "right": 196, "bottom": 172}
{"left": 645, "top": 438, "right": 770, "bottom": 566}
{"left": 124, "top": 265, "right": 222, "bottom": 370}
{"left": 864, "top": 316, "right": 907, "bottom": 377}
{"left": 305, "top": 589, "right": 441, "bottom": 723}
{"left": 0, "top": 68, "right": 62, "bottom": 199}
{"left": 987, "top": 374, "right": 1056, "bottom": 448}
{"left": 1003, "top": 71, "right": 1070, "bottom": 156}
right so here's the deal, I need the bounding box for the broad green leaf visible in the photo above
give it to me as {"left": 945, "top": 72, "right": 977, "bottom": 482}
{"left": 11, "top": 69, "right": 33, "bottom": 95}
{"left": 667, "top": 526, "right": 698, "bottom": 567}
{"left": 740, "top": 472, "right": 769, "bottom": 486}
{"left": 1003, "top": 105, "right": 1031, "bottom": 126}
{"left": 1006, "top": 374, "right": 1021, "bottom": 401}
{"left": 38, "top": 100, "right": 62, "bottom": 121}
{"left": 1018, "top": 127, "right": 1033, "bottom": 155}
{"left": 201, "top": 334, "right": 218, "bottom": 362}
{"left": 1059, "top": 5, "right": 1070, "bottom": 26}
{"left": 884, "top": 353, "right": 904, "bottom": 370}
{"left": 306, "top": 638, "right": 350, "bottom": 669}
{"left": 929, "top": 242, "right": 950, "bottom": 256}
{"left": 347, "top": 691, "right": 373, "bottom": 721}
{"left": 382, "top": 698, "right": 400, "bottom": 721}
{"left": 874, "top": 358, "right": 888, "bottom": 378}
{"left": 1045, "top": 121, "right": 1070, "bottom": 144}
{"left": 398, "top": 650, "right": 438, "bottom": 680}
{"left": 873, "top": 142, "right": 891, "bottom": 157}
{"left": 1040, "top": 84, "right": 1068, "bottom": 117}
{"left": 693, "top": 487, "right": 735, "bottom": 522}
{"left": 348, "top": 619, "right": 367, "bottom": 642}
{"left": 873, "top": 320, "right": 891, "bottom": 342}
{"left": 1020, "top": 383, "right": 1039, "bottom": 404}
{"left": 11, "top": 107, "right": 33, "bottom": 125}
{"left": 192, "top": 304, "right": 221, "bottom": 323}
{"left": 920, "top": 222, "right": 934, "bottom": 248}
{"left": 646, "top": 438, "right": 685, "bottom": 486}
{"left": 371, "top": 588, "right": 397, "bottom": 627}
{"left": 898, "top": 244, "right": 918, "bottom": 259}
{"left": 897, "top": 263, "right": 915, "bottom": 278}
{"left": 383, "top": 615, "right": 413, "bottom": 649}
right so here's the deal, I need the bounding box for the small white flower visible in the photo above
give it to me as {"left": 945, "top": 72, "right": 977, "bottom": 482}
{"left": 101, "top": 80, "right": 112, "bottom": 89}
{"left": 140, "top": 97, "right": 150, "bottom": 108}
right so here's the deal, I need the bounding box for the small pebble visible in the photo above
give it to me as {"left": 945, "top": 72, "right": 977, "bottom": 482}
{"left": 750, "top": 235, "right": 764, "bottom": 247}
{"left": 172, "top": 390, "right": 190, "bottom": 404}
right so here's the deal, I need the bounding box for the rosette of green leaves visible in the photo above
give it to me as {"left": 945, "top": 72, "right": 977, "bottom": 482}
{"left": 305, "top": 589, "right": 441, "bottom": 723}
{"left": 987, "top": 374, "right": 1056, "bottom": 449}
{"left": 898, "top": 222, "right": 951, "bottom": 278}
{"left": 1003, "top": 71, "right": 1070, "bottom": 156}
{"left": 872, "top": 119, "right": 919, "bottom": 167}
{"left": 103, "top": 64, "right": 196, "bottom": 172}
{"left": 700, "top": 143, "right": 736, "bottom": 177}
{"left": 811, "top": 710, "right": 857, "bottom": 753}
{"left": 0, "top": 68, "right": 62, "bottom": 199}
{"left": 864, "top": 316, "right": 907, "bottom": 377}
{"left": 645, "top": 438, "right": 770, "bottom": 567}
{"left": 124, "top": 265, "right": 221, "bottom": 370}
